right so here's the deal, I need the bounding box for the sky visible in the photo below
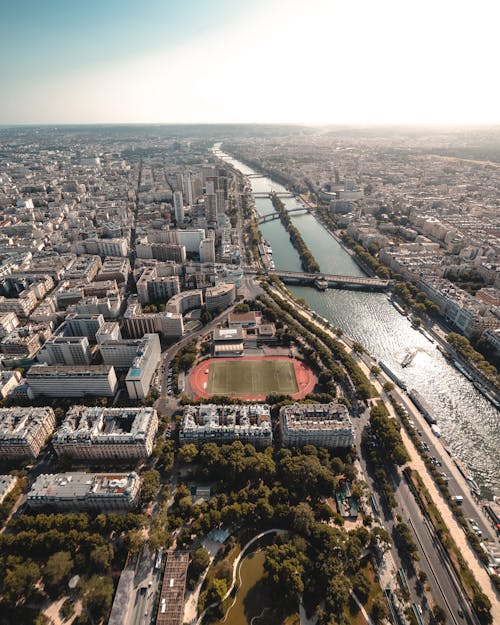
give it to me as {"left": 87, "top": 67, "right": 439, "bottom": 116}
{"left": 1, "top": 0, "right": 499, "bottom": 125}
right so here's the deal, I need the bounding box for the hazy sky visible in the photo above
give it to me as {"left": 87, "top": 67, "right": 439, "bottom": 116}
{"left": 1, "top": 0, "right": 499, "bottom": 125}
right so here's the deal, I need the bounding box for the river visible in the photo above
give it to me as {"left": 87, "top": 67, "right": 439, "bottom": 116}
{"left": 217, "top": 148, "right": 499, "bottom": 499}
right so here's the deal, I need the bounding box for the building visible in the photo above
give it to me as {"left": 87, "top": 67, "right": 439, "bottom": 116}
{"left": 137, "top": 267, "right": 180, "bottom": 304}
{"left": 27, "top": 472, "right": 141, "bottom": 511}
{"left": 173, "top": 190, "right": 185, "bottom": 224}
{"left": 0, "top": 370, "right": 23, "bottom": 398}
{"left": 228, "top": 311, "right": 262, "bottom": 328}
{"left": 96, "top": 257, "right": 131, "bottom": 284}
{"left": 279, "top": 403, "right": 354, "bottom": 448}
{"left": 199, "top": 237, "right": 215, "bottom": 263}
{"left": 27, "top": 365, "right": 118, "bottom": 397}
{"left": 122, "top": 298, "right": 184, "bottom": 339}
{"left": 53, "top": 406, "right": 158, "bottom": 460}
{"left": 0, "top": 406, "right": 56, "bottom": 459}
{"left": 125, "top": 334, "right": 161, "bottom": 399}
{"left": 212, "top": 327, "right": 244, "bottom": 357}
{"left": 76, "top": 237, "right": 129, "bottom": 258}
{"left": 0, "top": 312, "right": 20, "bottom": 338}
{"left": 0, "top": 475, "right": 17, "bottom": 505}
{"left": 205, "top": 283, "right": 236, "bottom": 312}
{"left": 176, "top": 229, "right": 205, "bottom": 253}
{"left": 96, "top": 321, "right": 121, "bottom": 344}
{"left": 156, "top": 551, "right": 190, "bottom": 625}
{"left": 166, "top": 290, "right": 203, "bottom": 314}
{"left": 180, "top": 404, "right": 272, "bottom": 447}
{"left": 65, "top": 312, "right": 105, "bottom": 341}
{"left": 38, "top": 336, "right": 92, "bottom": 366}
{"left": 1, "top": 327, "right": 43, "bottom": 358}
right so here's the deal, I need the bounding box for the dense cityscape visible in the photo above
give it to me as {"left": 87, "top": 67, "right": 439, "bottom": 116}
{"left": 0, "top": 123, "right": 497, "bottom": 625}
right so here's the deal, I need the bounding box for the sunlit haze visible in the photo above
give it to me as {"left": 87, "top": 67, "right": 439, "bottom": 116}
{"left": 1, "top": 0, "right": 499, "bottom": 125}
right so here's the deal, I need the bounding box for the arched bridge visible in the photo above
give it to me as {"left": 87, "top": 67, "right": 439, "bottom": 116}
{"left": 258, "top": 206, "right": 311, "bottom": 223}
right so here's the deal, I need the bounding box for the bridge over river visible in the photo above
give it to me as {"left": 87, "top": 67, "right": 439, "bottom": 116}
{"left": 268, "top": 270, "right": 392, "bottom": 291}
{"left": 252, "top": 191, "right": 295, "bottom": 198}
{"left": 257, "top": 205, "right": 311, "bottom": 223}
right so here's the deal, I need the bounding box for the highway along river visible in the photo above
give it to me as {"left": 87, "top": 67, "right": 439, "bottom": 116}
{"left": 216, "top": 148, "right": 499, "bottom": 499}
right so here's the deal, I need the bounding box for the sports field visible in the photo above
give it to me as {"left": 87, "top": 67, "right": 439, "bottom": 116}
{"left": 208, "top": 358, "right": 298, "bottom": 396}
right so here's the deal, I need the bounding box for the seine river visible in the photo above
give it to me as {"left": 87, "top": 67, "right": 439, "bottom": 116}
{"left": 218, "top": 150, "right": 499, "bottom": 499}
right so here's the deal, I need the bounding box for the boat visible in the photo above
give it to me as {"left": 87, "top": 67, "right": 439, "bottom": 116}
{"left": 408, "top": 388, "right": 437, "bottom": 424}
{"left": 401, "top": 350, "right": 416, "bottom": 368}
{"left": 314, "top": 279, "right": 328, "bottom": 291}
{"left": 390, "top": 299, "right": 407, "bottom": 316}
{"left": 379, "top": 360, "right": 408, "bottom": 391}
{"left": 453, "top": 360, "right": 473, "bottom": 381}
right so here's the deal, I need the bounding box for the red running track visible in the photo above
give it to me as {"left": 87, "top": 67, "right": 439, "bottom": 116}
{"left": 189, "top": 355, "right": 317, "bottom": 401}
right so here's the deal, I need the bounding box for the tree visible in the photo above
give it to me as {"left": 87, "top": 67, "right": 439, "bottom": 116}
{"left": 3, "top": 559, "right": 41, "bottom": 605}
{"left": 90, "top": 544, "right": 113, "bottom": 571}
{"left": 352, "top": 342, "right": 365, "bottom": 355}
{"left": 178, "top": 444, "right": 198, "bottom": 464}
{"left": 82, "top": 575, "right": 114, "bottom": 620}
{"left": 383, "top": 381, "right": 395, "bottom": 393}
{"left": 352, "top": 570, "right": 371, "bottom": 604}
{"left": 433, "top": 604, "right": 447, "bottom": 624}
{"left": 189, "top": 547, "right": 210, "bottom": 581}
{"left": 44, "top": 551, "right": 73, "bottom": 593}
{"left": 206, "top": 577, "right": 227, "bottom": 604}
{"left": 370, "top": 365, "right": 381, "bottom": 377}
{"left": 140, "top": 469, "right": 160, "bottom": 504}
{"left": 371, "top": 596, "right": 389, "bottom": 624}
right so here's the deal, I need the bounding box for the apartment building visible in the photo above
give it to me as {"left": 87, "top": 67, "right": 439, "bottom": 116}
{"left": 205, "top": 283, "right": 236, "bottom": 312}
{"left": 53, "top": 406, "right": 158, "bottom": 460}
{"left": 136, "top": 267, "right": 180, "bottom": 304}
{"left": 27, "top": 471, "right": 141, "bottom": 511}
{"left": 0, "top": 406, "right": 56, "bottom": 459}
{"left": 180, "top": 404, "right": 272, "bottom": 447}
{"left": 165, "top": 290, "right": 203, "bottom": 314}
{"left": 38, "top": 335, "right": 92, "bottom": 366}
{"left": 279, "top": 403, "right": 354, "bottom": 448}
{"left": 122, "top": 299, "right": 184, "bottom": 339}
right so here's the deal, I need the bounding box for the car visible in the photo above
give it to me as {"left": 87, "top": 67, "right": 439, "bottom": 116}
{"left": 474, "top": 528, "right": 482, "bottom": 538}
{"left": 468, "top": 518, "right": 477, "bottom": 525}
{"left": 418, "top": 430, "right": 423, "bottom": 437}
{"left": 440, "top": 472, "right": 449, "bottom": 481}
{"left": 423, "top": 443, "right": 429, "bottom": 451}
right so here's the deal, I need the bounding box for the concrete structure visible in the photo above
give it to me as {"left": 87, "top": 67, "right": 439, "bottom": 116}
{"left": 96, "top": 257, "right": 131, "bottom": 284}
{"left": 124, "top": 334, "right": 161, "bottom": 399}
{"left": 96, "top": 321, "right": 121, "bottom": 344}
{"left": 27, "top": 471, "right": 141, "bottom": 511}
{"left": 38, "top": 335, "right": 92, "bottom": 366}
{"left": 166, "top": 290, "right": 203, "bottom": 314}
{"left": 173, "top": 190, "right": 185, "bottom": 224}
{"left": 64, "top": 313, "right": 105, "bottom": 341}
{"left": 156, "top": 551, "right": 190, "bottom": 625}
{"left": 123, "top": 298, "right": 184, "bottom": 339}
{"left": 1, "top": 327, "right": 42, "bottom": 358}
{"left": 199, "top": 237, "right": 215, "bottom": 263}
{"left": 176, "top": 229, "right": 205, "bottom": 253}
{"left": 0, "top": 475, "right": 17, "bottom": 505}
{"left": 205, "top": 282, "right": 236, "bottom": 312}
{"left": 212, "top": 327, "right": 244, "bottom": 357}
{"left": 137, "top": 267, "right": 180, "bottom": 304}
{"left": 53, "top": 406, "right": 158, "bottom": 460}
{"left": 0, "top": 406, "right": 56, "bottom": 459}
{"left": 279, "top": 403, "right": 354, "bottom": 448}
{"left": 76, "top": 237, "right": 129, "bottom": 258}
{"left": 27, "top": 365, "right": 118, "bottom": 397}
{"left": 180, "top": 404, "right": 272, "bottom": 447}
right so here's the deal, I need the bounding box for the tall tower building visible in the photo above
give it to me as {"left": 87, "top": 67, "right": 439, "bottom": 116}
{"left": 199, "top": 237, "right": 215, "bottom": 263}
{"left": 173, "top": 191, "right": 184, "bottom": 224}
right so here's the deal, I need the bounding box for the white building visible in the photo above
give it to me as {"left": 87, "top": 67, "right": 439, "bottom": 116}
{"left": 280, "top": 403, "right": 354, "bottom": 448}
{"left": 125, "top": 333, "right": 161, "bottom": 399}
{"left": 53, "top": 406, "right": 158, "bottom": 460}
{"left": 38, "top": 336, "right": 92, "bottom": 366}
{"left": 27, "top": 472, "right": 141, "bottom": 511}
{"left": 27, "top": 365, "right": 118, "bottom": 397}
{"left": 199, "top": 237, "right": 215, "bottom": 263}
{"left": 173, "top": 190, "right": 185, "bottom": 224}
{"left": 166, "top": 290, "right": 203, "bottom": 314}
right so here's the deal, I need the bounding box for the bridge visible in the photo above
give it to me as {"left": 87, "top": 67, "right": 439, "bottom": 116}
{"left": 269, "top": 270, "right": 392, "bottom": 291}
{"left": 246, "top": 173, "right": 266, "bottom": 179}
{"left": 258, "top": 206, "right": 311, "bottom": 223}
{"left": 252, "top": 191, "right": 295, "bottom": 198}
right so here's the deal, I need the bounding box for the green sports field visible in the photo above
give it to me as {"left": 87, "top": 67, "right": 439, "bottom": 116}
{"left": 207, "top": 359, "right": 298, "bottom": 396}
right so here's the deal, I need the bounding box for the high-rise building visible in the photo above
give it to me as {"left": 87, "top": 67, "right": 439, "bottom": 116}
{"left": 38, "top": 336, "right": 92, "bottom": 366}
{"left": 27, "top": 365, "right": 118, "bottom": 397}
{"left": 199, "top": 238, "right": 215, "bottom": 263}
{"left": 173, "top": 190, "right": 184, "bottom": 224}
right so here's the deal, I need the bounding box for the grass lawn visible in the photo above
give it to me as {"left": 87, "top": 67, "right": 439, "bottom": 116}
{"left": 348, "top": 559, "right": 384, "bottom": 625}
{"left": 218, "top": 549, "right": 299, "bottom": 625}
{"left": 208, "top": 359, "right": 298, "bottom": 396}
